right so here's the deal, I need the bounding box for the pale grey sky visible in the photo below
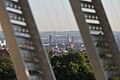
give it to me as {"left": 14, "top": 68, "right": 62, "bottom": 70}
{"left": 28, "top": 0, "right": 120, "bottom": 32}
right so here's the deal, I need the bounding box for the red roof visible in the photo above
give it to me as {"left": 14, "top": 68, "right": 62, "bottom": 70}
{"left": 0, "top": 49, "right": 10, "bottom": 56}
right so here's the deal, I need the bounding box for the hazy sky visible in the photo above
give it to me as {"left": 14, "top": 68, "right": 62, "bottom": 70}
{"left": 28, "top": 0, "right": 120, "bottom": 31}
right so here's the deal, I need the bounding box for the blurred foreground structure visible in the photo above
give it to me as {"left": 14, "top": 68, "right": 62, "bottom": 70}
{"left": 70, "top": 0, "right": 120, "bottom": 80}
{"left": 0, "top": 0, "right": 55, "bottom": 80}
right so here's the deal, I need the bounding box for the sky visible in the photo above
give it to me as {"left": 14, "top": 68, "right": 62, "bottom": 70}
{"left": 1, "top": 0, "right": 119, "bottom": 32}
{"left": 28, "top": 0, "right": 120, "bottom": 32}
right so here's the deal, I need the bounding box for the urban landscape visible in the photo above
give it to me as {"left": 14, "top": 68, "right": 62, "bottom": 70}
{"left": 0, "top": 31, "right": 120, "bottom": 55}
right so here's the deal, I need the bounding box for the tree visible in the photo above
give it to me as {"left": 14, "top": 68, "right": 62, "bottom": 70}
{"left": 50, "top": 51, "right": 95, "bottom": 80}
{"left": 0, "top": 56, "right": 16, "bottom": 80}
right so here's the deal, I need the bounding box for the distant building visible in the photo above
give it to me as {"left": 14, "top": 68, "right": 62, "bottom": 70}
{"left": 49, "top": 35, "right": 52, "bottom": 45}
{"left": 0, "top": 40, "right": 7, "bottom": 49}
{"left": 66, "top": 34, "right": 72, "bottom": 43}
{"left": 66, "top": 34, "right": 75, "bottom": 51}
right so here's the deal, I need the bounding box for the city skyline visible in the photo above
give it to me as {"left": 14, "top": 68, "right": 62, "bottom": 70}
{"left": 29, "top": 0, "right": 120, "bottom": 31}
